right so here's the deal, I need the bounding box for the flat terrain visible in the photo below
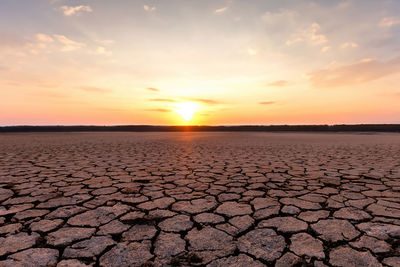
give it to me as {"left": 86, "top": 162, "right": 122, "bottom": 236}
{"left": 0, "top": 132, "right": 400, "bottom": 267}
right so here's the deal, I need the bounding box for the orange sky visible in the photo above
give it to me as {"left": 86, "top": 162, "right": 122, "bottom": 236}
{"left": 1, "top": 0, "right": 400, "bottom": 125}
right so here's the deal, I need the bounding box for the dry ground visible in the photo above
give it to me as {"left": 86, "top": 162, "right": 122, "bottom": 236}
{"left": 0, "top": 132, "right": 400, "bottom": 266}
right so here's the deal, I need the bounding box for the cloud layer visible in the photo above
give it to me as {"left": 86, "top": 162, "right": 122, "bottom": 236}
{"left": 61, "top": 5, "right": 92, "bottom": 16}
{"left": 309, "top": 57, "right": 400, "bottom": 87}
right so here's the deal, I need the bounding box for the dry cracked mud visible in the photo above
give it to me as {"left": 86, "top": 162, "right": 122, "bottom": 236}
{"left": 0, "top": 132, "right": 400, "bottom": 267}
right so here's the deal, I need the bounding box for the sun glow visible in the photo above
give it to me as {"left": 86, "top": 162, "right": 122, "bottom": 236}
{"left": 175, "top": 102, "right": 197, "bottom": 121}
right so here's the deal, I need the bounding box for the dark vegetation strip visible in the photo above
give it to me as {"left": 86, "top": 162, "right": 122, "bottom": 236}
{"left": 1, "top": 124, "right": 400, "bottom": 133}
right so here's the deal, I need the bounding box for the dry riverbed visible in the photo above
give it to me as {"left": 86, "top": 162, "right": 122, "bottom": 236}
{"left": 0, "top": 132, "right": 400, "bottom": 266}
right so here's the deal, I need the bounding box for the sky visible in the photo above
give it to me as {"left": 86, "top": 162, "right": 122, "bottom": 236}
{"left": 1, "top": 0, "right": 400, "bottom": 126}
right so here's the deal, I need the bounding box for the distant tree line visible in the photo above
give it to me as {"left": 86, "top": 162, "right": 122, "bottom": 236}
{"left": 1, "top": 124, "right": 400, "bottom": 132}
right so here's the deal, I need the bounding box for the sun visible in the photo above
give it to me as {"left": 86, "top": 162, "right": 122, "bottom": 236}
{"left": 175, "top": 102, "right": 197, "bottom": 121}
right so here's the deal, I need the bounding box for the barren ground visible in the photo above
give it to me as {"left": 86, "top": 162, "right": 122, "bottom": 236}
{"left": 0, "top": 132, "right": 400, "bottom": 267}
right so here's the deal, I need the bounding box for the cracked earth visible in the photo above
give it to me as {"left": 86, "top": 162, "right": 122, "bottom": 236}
{"left": 0, "top": 132, "right": 400, "bottom": 267}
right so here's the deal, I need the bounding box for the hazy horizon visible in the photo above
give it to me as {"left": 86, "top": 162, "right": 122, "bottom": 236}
{"left": 1, "top": 0, "right": 400, "bottom": 125}
{"left": 2, "top": 123, "right": 400, "bottom": 127}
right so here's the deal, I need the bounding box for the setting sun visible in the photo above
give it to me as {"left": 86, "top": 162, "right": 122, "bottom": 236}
{"left": 175, "top": 102, "right": 198, "bottom": 121}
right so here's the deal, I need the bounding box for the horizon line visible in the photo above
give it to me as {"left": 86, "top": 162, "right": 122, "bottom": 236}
{"left": 2, "top": 123, "right": 400, "bottom": 127}
{"left": 1, "top": 124, "right": 400, "bottom": 133}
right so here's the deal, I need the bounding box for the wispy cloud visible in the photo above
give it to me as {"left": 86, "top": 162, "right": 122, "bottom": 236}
{"left": 185, "top": 98, "right": 220, "bottom": 105}
{"left": 379, "top": 17, "right": 400, "bottom": 27}
{"left": 149, "top": 98, "right": 178, "bottom": 103}
{"left": 286, "top": 23, "right": 327, "bottom": 46}
{"left": 61, "top": 5, "right": 92, "bottom": 16}
{"left": 309, "top": 23, "right": 327, "bottom": 45}
{"left": 285, "top": 37, "right": 303, "bottom": 46}
{"left": 146, "top": 87, "right": 160, "bottom": 92}
{"left": 308, "top": 57, "right": 400, "bottom": 87}
{"left": 95, "top": 46, "right": 112, "bottom": 55}
{"left": 341, "top": 42, "right": 358, "bottom": 48}
{"left": 145, "top": 108, "right": 171, "bottom": 112}
{"left": 215, "top": 7, "right": 228, "bottom": 14}
{"left": 268, "top": 80, "right": 289, "bottom": 87}
{"left": 148, "top": 97, "right": 220, "bottom": 105}
{"left": 79, "top": 86, "right": 111, "bottom": 93}
{"left": 143, "top": 5, "right": 156, "bottom": 12}
{"left": 321, "top": 46, "right": 331, "bottom": 52}
{"left": 53, "top": 34, "right": 85, "bottom": 51}
{"left": 259, "top": 101, "right": 276, "bottom": 105}
{"left": 36, "top": 33, "right": 54, "bottom": 43}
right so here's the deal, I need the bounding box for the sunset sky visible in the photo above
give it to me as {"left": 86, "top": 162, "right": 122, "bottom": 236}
{"left": 1, "top": 0, "right": 400, "bottom": 125}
